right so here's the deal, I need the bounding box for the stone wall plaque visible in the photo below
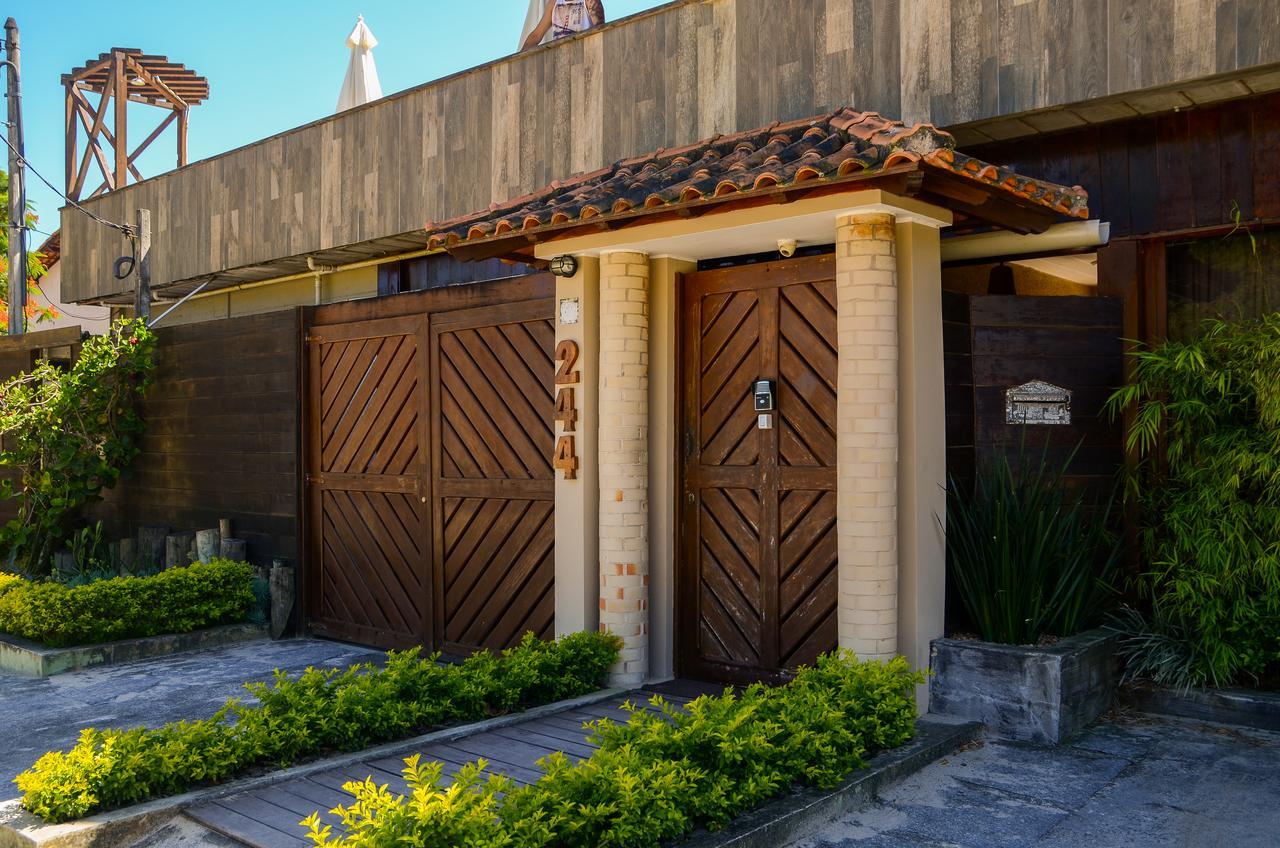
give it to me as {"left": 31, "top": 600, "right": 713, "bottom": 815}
{"left": 1006, "top": 380, "right": 1071, "bottom": 425}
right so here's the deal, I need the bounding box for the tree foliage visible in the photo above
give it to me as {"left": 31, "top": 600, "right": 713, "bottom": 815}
{"left": 1106, "top": 314, "right": 1280, "bottom": 688}
{"left": 0, "top": 170, "right": 57, "bottom": 331}
{"left": 0, "top": 319, "right": 157, "bottom": 575}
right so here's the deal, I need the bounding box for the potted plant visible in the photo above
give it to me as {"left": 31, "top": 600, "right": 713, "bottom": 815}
{"left": 930, "top": 443, "right": 1121, "bottom": 744}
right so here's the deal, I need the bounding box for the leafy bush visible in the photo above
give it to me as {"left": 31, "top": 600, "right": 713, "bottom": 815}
{"left": 0, "top": 319, "right": 157, "bottom": 576}
{"left": 17, "top": 630, "right": 621, "bottom": 823}
{"left": 945, "top": 444, "right": 1120, "bottom": 645}
{"left": 0, "top": 559, "right": 254, "bottom": 648}
{"left": 302, "top": 652, "right": 922, "bottom": 848}
{"left": 1106, "top": 314, "right": 1280, "bottom": 688}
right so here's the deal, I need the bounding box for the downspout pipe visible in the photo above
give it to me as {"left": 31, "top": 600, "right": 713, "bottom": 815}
{"left": 940, "top": 220, "right": 1111, "bottom": 264}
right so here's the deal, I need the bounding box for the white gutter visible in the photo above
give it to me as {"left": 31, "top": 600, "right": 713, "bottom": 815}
{"left": 939, "top": 220, "right": 1111, "bottom": 263}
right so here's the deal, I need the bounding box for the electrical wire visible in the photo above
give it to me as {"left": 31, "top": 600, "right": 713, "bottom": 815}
{"left": 0, "top": 132, "right": 133, "bottom": 236}
{"left": 31, "top": 283, "right": 108, "bottom": 322}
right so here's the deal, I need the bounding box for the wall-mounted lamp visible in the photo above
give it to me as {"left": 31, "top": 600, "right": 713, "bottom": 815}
{"left": 987, "top": 262, "right": 1016, "bottom": 295}
{"left": 549, "top": 255, "right": 579, "bottom": 278}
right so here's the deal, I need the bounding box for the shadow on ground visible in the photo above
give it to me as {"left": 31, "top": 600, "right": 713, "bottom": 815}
{"left": 793, "top": 712, "right": 1280, "bottom": 848}
{"left": 0, "top": 639, "right": 386, "bottom": 791}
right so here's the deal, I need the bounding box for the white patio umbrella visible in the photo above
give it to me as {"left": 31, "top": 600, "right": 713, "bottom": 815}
{"left": 336, "top": 15, "right": 383, "bottom": 112}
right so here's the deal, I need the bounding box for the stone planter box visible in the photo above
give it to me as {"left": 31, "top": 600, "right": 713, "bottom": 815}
{"left": 0, "top": 623, "right": 267, "bottom": 678}
{"left": 929, "top": 628, "right": 1118, "bottom": 745}
{"left": 1124, "top": 684, "right": 1280, "bottom": 733}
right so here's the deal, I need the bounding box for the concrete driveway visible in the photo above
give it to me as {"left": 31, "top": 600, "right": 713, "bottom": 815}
{"left": 0, "top": 638, "right": 385, "bottom": 794}
{"left": 793, "top": 712, "right": 1280, "bottom": 848}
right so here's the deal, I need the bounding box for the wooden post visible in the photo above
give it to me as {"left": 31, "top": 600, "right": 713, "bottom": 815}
{"left": 164, "top": 532, "right": 195, "bottom": 569}
{"left": 112, "top": 49, "right": 127, "bottom": 191}
{"left": 118, "top": 537, "right": 136, "bottom": 574}
{"left": 137, "top": 525, "right": 168, "bottom": 570}
{"left": 219, "top": 538, "right": 247, "bottom": 561}
{"left": 218, "top": 518, "right": 233, "bottom": 539}
{"left": 5, "top": 18, "right": 26, "bottom": 337}
{"left": 64, "top": 81, "right": 75, "bottom": 196}
{"left": 177, "top": 107, "right": 188, "bottom": 167}
{"left": 135, "top": 208, "right": 151, "bottom": 321}
{"left": 269, "top": 560, "right": 295, "bottom": 639}
{"left": 195, "top": 528, "right": 220, "bottom": 563}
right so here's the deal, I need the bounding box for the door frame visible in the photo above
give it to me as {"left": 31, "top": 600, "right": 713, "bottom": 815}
{"left": 673, "top": 254, "right": 838, "bottom": 684}
{"left": 300, "top": 274, "right": 556, "bottom": 649}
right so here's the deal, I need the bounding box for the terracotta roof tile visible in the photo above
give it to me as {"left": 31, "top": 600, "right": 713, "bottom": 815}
{"left": 425, "top": 107, "right": 1089, "bottom": 252}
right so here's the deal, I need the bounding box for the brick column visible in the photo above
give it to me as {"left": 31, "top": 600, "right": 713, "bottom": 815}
{"left": 835, "top": 213, "right": 899, "bottom": 660}
{"left": 597, "top": 250, "right": 650, "bottom": 686}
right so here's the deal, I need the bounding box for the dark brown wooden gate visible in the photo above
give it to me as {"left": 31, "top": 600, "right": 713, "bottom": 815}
{"left": 678, "top": 256, "right": 839, "bottom": 683}
{"left": 431, "top": 301, "right": 556, "bottom": 655}
{"left": 305, "top": 276, "right": 555, "bottom": 653}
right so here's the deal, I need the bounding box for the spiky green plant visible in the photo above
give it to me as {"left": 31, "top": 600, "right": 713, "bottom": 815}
{"left": 944, "top": 443, "right": 1120, "bottom": 646}
{"left": 1105, "top": 314, "right": 1280, "bottom": 688}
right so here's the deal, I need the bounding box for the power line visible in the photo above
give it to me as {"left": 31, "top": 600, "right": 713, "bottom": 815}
{"left": 0, "top": 132, "right": 133, "bottom": 236}
{"left": 31, "top": 283, "right": 107, "bottom": 322}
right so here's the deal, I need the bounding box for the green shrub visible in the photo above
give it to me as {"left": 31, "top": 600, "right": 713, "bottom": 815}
{"left": 302, "top": 652, "right": 922, "bottom": 848}
{"left": 0, "top": 572, "right": 21, "bottom": 598}
{"left": 0, "top": 319, "right": 157, "bottom": 576}
{"left": 1106, "top": 314, "right": 1280, "bottom": 688}
{"left": 17, "top": 630, "right": 622, "bottom": 823}
{"left": 0, "top": 559, "right": 254, "bottom": 648}
{"left": 945, "top": 444, "right": 1120, "bottom": 645}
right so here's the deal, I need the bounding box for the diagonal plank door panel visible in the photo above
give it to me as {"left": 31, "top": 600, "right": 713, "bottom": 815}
{"left": 680, "top": 257, "right": 838, "bottom": 683}
{"left": 431, "top": 300, "right": 556, "bottom": 655}
{"left": 307, "top": 315, "right": 430, "bottom": 650}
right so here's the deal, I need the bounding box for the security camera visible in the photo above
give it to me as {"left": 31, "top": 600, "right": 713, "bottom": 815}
{"left": 778, "top": 239, "right": 797, "bottom": 258}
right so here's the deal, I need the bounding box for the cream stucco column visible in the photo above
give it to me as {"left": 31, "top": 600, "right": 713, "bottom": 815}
{"left": 598, "top": 250, "right": 651, "bottom": 686}
{"left": 895, "top": 221, "right": 947, "bottom": 709}
{"left": 835, "top": 213, "right": 900, "bottom": 660}
{"left": 554, "top": 256, "right": 600, "bottom": 638}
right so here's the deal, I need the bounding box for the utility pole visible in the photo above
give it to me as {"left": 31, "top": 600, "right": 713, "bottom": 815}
{"left": 134, "top": 208, "right": 151, "bottom": 322}
{"left": 4, "top": 17, "right": 26, "bottom": 336}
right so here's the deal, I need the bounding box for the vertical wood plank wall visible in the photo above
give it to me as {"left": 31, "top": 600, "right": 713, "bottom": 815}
{"left": 968, "top": 92, "right": 1280, "bottom": 240}
{"left": 942, "top": 292, "right": 1124, "bottom": 491}
{"left": 61, "top": 0, "right": 1280, "bottom": 301}
{"left": 86, "top": 310, "right": 301, "bottom": 564}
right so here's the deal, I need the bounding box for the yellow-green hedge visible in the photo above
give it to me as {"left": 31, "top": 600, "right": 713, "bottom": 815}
{"left": 19, "top": 631, "right": 622, "bottom": 823}
{"left": 0, "top": 559, "right": 254, "bottom": 648}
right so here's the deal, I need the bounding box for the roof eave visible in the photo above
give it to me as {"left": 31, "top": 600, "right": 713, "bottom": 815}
{"left": 442, "top": 163, "right": 1070, "bottom": 263}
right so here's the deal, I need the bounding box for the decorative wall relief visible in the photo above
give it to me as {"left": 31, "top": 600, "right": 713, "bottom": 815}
{"left": 1006, "top": 380, "right": 1072, "bottom": 425}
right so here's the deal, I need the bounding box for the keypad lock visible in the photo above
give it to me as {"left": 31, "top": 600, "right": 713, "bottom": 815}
{"left": 755, "top": 380, "right": 776, "bottom": 430}
{"left": 754, "top": 380, "right": 776, "bottom": 413}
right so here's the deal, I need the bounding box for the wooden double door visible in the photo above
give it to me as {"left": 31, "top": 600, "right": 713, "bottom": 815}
{"left": 305, "top": 277, "right": 556, "bottom": 655}
{"left": 678, "top": 257, "right": 839, "bottom": 682}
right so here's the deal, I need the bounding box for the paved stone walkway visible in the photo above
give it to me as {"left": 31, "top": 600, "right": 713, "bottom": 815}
{"left": 793, "top": 713, "right": 1280, "bottom": 848}
{"left": 184, "top": 692, "right": 685, "bottom": 848}
{"left": 0, "top": 639, "right": 386, "bottom": 791}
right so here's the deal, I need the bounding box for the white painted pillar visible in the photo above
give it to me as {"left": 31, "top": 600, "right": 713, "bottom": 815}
{"left": 554, "top": 256, "right": 600, "bottom": 637}
{"left": 896, "top": 220, "right": 947, "bottom": 709}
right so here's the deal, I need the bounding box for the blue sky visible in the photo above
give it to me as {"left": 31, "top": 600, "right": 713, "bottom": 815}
{"left": 15, "top": 0, "right": 668, "bottom": 241}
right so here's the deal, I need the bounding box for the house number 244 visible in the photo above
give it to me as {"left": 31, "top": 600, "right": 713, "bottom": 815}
{"left": 553, "top": 340, "right": 580, "bottom": 480}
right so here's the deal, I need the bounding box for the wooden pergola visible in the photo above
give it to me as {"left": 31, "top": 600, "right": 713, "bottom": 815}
{"left": 62, "top": 48, "right": 209, "bottom": 201}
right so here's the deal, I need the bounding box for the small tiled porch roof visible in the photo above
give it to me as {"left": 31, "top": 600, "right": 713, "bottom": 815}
{"left": 425, "top": 108, "right": 1089, "bottom": 260}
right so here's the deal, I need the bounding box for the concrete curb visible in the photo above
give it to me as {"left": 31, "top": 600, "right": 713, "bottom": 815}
{"left": 0, "top": 624, "right": 268, "bottom": 678}
{"left": 0, "top": 687, "right": 628, "bottom": 848}
{"left": 677, "top": 716, "right": 982, "bottom": 848}
{"left": 1125, "top": 685, "right": 1280, "bottom": 733}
